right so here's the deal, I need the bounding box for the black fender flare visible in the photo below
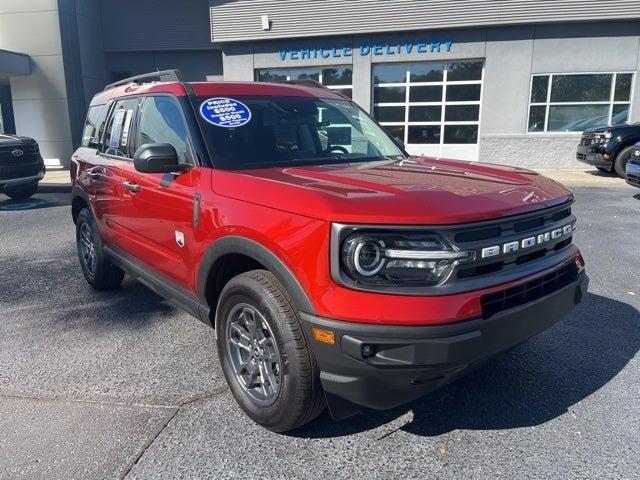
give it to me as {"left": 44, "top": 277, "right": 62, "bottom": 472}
{"left": 71, "top": 185, "right": 93, "bottom": 223}
{"left": 197, "top": 236, "right": 316, "bottom": 315}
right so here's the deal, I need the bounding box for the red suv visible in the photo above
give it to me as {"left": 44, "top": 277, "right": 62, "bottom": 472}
{"left": 71, "top": 70, "right": 588, "bottom": 432}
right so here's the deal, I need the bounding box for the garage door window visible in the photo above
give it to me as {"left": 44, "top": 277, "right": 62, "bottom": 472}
{"left": 527, "top": 73, "right": 634, "bottom": 133}
{"left": 372, "top": 61, "right": 483, "bottom": 146}
{"left": 255, "top": 66, "right": 353, "bottom": 98}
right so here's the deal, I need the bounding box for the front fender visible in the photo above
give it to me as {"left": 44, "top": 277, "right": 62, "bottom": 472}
{"left": 196, "top": 235, "right": 316, "bottom": 315}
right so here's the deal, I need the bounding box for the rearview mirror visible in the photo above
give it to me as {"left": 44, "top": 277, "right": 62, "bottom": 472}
{"left": 133, "top": 143, "right": 181, "bottom": 173}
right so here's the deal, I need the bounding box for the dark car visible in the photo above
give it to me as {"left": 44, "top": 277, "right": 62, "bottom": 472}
{"left": 577, "top": 123, "right": 640, "bottom": 177}
{"left": 624, "top": 142, "right": 640, "bottom": 188}
{"left": 0, "top": 134, "right": 45, "bottom": 199}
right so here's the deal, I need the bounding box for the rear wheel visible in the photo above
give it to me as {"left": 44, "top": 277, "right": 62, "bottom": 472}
{"left": 5, "top": 181, "right": 38, "bottom": 200}
{"left": 614, "top": 146, "right": 635, "bottom": 178}
{"left": 76, "top": 208, "right": 124, "bottom": 290}
{"left": 216, "top": 270, "right": 325, "bottom": 432}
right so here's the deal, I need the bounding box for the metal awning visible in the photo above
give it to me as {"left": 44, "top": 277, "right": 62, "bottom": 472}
{"left": 0, "top": 49, "right": 30, "bottom": 76}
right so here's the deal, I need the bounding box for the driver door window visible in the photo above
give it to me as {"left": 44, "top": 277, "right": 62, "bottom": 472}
{"left": 138, "top": 96, "right": 191, "bottom": 164}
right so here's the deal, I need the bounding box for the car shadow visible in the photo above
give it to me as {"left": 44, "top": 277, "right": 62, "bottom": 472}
{"left": 0, "top": 246, "right": 179, "bottom": 334}
{"left": 584, "top": 169, "right": 616, "bottom": 177}
{"left": 0, "top": 184, "right": 71, "bottom": 211}
{"left": 633, "top": 193, "right": 640, "bottom": 201}
{"left": 292, "top": 292, "right": 639, "bottom": 438}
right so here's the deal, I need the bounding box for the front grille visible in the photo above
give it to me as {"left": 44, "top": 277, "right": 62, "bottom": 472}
{"left": 576, "top": 152, "right": 586, "bottom": 161}
{"left": 450, "top": 203, "right": 575, "bottom": 281}
{"left": 627, "top": 173, "right": 640, "bottom": 186}
{"left": 480, "top": 263, "right": 578, "bottom": 319}
{"left": 0, "top": 143, "right": 40, "bottom": 165}
{"left": 579, "top": 135, "right": 594, "bottom": 147}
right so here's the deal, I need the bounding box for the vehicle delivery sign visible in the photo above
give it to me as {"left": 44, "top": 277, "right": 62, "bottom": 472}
{"left": 199, "top": 97, "right": 251, "bottom": 128}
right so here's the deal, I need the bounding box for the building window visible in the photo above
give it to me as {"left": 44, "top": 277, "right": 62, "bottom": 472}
{"left": 255, "top": 66, "right": 353, "bottom": 98}
{"left": 372, "top": 60, "right": 483, "bottom": 146}
{"left": 527, "top": 73, "right": 634, "bottom": 133}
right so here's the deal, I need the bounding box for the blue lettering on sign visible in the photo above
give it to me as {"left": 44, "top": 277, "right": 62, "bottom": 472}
{"left": 199, "top": 97, "right": 252, "bottom": 128}
{"left": 279, "top": 39, "right": 453, "bottom": 61}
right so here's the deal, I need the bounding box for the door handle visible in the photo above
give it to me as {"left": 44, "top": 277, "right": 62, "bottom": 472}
{"left": 122, "top": 181, "right": 141, "bottom": 193}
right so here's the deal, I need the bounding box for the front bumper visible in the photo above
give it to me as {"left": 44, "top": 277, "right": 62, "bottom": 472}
{"left": 0, "top": 169, "right": 45, "bottom": 190}
{"left": 576, "top": 145, "right": 610, "bottom": 169}
{"left": 625, "top": 161, "right": 640, "bottom": 188}
{"left": 301, "top": 271, "right": 588, "bottom": 418}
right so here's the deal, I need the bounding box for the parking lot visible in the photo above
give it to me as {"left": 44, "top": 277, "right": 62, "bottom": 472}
{"left": 0, "top": 171, "right": 638, "bottom": 479}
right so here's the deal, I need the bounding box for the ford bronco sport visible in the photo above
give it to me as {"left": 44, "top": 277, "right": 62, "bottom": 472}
{"left": 71, "top": 70, "right": 588, "bottom": 432}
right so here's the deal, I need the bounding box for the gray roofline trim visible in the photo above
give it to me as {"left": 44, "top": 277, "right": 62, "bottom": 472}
{"left": 209, "top": 0, "right": 640, "bottom": 43}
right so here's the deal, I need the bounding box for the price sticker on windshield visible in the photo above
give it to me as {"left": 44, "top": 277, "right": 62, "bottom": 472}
{"left": 199, "top": 97, "right": 252, "bottom": 128}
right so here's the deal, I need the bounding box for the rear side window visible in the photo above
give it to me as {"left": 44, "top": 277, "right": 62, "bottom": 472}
{"left": 138, "top": 96, "right": 191, "bottom": 164}
{"left": 81, "top": 104, "right": 108, "bottom": 148}
{"left": 102, "top": 97, "right": 139, "bottom": 157}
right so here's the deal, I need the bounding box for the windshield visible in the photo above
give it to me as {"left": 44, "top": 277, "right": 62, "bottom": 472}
{"left": 193, "top": 96, "right": 405, "bottom": 169}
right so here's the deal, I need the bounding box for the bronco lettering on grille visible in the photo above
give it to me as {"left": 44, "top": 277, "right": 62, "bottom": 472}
{"left": 480, "top": 223, "right": 575, "bottom": 259}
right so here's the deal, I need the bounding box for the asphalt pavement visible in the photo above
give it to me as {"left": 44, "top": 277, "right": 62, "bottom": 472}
{"left": 0, "top": 172, "right": 638, "bottom": 479}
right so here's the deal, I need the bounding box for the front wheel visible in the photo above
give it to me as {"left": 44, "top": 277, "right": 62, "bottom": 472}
{"left": 614, "top": 146, "right": 635, "bottom": 178}
{"left": 216, "top": 270, "right": 325, "bottom": 432}
{"left": 5, "top": 181, "right": 38, "bottom": 200}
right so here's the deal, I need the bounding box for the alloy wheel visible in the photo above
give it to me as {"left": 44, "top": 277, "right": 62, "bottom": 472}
{"left": 79, "top": 223, "right": 97, "bottom": 276}
{"left": 226, "top": 303, "right": 282, "bottom": 406}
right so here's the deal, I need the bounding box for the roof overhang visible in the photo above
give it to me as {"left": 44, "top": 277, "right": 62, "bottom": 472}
{"left": 0, "top": 49, "right": 30, "bottom": 76}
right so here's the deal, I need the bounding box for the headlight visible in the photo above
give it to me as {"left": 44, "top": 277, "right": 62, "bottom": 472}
{"left": 340, "top": 231, "right": 473, "bottom": 287}
{"left": 594, "top": 132, "right": 612, "bottom": 142}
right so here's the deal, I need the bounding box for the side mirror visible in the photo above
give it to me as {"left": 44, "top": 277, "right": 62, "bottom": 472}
{"left": 133, "top": 143, "right": 181, "bottom": 173}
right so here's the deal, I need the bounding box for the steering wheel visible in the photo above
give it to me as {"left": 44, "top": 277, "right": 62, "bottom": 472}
{"left": 324, "top": 145, "right": 349, "bottom": 155}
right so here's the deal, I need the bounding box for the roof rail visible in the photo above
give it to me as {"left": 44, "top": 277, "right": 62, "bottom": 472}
{"left": 103, "top": 69, "right": 184, "bottom": 91}
{"left": 285, "top": 79, "right": 328, "bottom": 89}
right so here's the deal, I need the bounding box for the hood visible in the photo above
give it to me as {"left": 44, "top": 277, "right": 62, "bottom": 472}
{"left": 0, "top": 134, "right": 35, "bottom": 146}
{"left": 587, "top": 123, "right": 639, "bottom": 134}
{"left": 213, "top": 157, "right": 573, "bottom": 225}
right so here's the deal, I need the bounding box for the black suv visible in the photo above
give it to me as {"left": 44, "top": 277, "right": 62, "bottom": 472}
{"left": 577, "top": 124, "right": 640, "bottom": 177}
{"left": 0, "top": 134, "right": 45, "bottom": 199}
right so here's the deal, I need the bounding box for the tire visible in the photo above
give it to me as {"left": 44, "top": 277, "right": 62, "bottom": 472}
{"left": 614, "top": 146, "right": 635, "bottom": 178}
{"left": 216, "top": 269, "right": 325, "bottom": 432}
{"left": 76, "top": 208, "right": 124, "bottom": 290}
{"left": 5, "top": 181, "right": 38, "bottom": 200}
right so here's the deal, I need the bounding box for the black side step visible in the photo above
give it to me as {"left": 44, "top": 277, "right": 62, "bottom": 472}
{"left": 104, "top": 245, "right": 211, "bottom": 326}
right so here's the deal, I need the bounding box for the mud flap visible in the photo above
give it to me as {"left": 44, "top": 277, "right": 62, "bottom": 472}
{"left": 324, "top": 391, "right": 363, "bottom": 421}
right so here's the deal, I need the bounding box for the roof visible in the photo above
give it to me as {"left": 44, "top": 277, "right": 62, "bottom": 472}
{"left": 90, "top": 80, "right": 344, "bottom": 106}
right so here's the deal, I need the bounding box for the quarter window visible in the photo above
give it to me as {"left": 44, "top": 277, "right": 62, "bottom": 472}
{"left": 138, "top": 96, "right": 190, "bottom": 164}
{"left": 527, "top": 73, "right": 634, "bottom": 132}
{"left": 372, "top": 60, "right": 483, "bottom": 146}
{"left": 255, "top": 66, "right": 353, "bottom": 98}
